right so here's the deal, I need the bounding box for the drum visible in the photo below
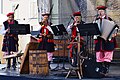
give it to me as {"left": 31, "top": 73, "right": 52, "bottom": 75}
{"left": 29, "top": 50, "right": 49, "bottom": 75}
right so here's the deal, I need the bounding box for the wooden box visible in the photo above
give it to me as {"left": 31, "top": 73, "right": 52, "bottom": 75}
{"left": 29, "top": 50, "right": 49, "bottom": 75}
{"left": 20, "top": 42, "right": 39, "bottom": 74}
{"left": 53, "top": 39, "right": 69, "bottom": 57}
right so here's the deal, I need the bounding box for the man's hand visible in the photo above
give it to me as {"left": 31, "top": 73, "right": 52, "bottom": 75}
{"left": 112, "top": 33, "right": 117, "bottom": 37}
{"left": 6, "top": 28, "right": 10, "bottom": 32}
{"left": 74, "top": 22, "right": 79, "bottom": 26}
{"left": 42, "top": 33, "right": 46, "bottom": 36}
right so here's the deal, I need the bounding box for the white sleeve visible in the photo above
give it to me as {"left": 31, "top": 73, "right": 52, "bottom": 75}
{"left": 0, "top": 25, "right": 6, "bottom": 35}
{"left": 67, "top": 23, "right": 73, "bottom": 33}
{"left": 47, "top": 26, "right": 54, "bottom": 34}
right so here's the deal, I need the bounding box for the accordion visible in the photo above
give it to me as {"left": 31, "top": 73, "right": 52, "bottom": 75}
{"left": 96, "top": 19, "right": 117, "bottom": 40}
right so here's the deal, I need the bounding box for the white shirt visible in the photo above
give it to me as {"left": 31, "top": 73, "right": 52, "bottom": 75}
{"left": 67, "top": 23, "right": 79, "bottom": 34}
{"left": 39, "top": 24, "right": 54, "bottom": 34}
{"left": 0, "top": 25, "right": 6, "bottom": 35}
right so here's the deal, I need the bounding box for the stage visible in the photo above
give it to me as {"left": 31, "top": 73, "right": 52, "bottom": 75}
{"left": 0, "top": 63, "right": 120, "bottom": 80}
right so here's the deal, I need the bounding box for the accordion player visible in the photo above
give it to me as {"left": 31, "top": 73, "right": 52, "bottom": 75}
{"left": 94, "top": 6, "right": 119, "bottom": 75}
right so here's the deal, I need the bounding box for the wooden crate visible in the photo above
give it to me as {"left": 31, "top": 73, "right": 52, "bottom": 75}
{"left": 20, "top": 42, "right": 39, "bottom": 74}
{"left": 30, "top": 37, "right": 69, "bottom": 57}
{"left": 53, "top": 39, "right": 69, "bottom": 57}
{"left": 29, "top": 50, "right": 49, "bottom": 75}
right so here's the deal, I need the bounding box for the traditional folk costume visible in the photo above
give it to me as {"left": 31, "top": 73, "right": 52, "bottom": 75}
{"left": 0, "top": 12, "right": 19, "bottom": 69}
{"left": 37, "top": 13, "right": 55, "bottom": 69}
{"left": 67, "top": 12, "right": 85, "bottom": 66}
{"left": 94, "top": 6, "right": 118, "bottom": 74}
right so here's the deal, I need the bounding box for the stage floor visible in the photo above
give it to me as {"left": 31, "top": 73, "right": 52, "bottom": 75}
{"left": 0, "top": 63, "right": 120, "bottom": 80}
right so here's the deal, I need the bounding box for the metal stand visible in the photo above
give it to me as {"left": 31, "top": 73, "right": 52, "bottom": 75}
{"left": 52, "top": 34, "right": 67, "bottom": 71}
{"left": 60, "top": 34, "right": 67, "bottom": 70}
{"left": 52, "top": 36, "right": 61, "bottom": 71}
{"left": 50, "top": 24, "right": 68, "bottom": 71}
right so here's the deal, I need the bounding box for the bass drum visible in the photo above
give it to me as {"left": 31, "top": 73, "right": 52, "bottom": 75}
{"left": 82, "top": 54, "right": 105, "bottom": 78}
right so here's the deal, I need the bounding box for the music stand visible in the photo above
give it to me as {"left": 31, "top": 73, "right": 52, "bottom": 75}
{"left": 77, "top": 23, "right": 100, "bottom": 36}
{"left": 9, "top": 24, "right": 30, "bottom": 34}
{"left": 77, "top": 23, "right": 100, "bottom": 53}
{"left": 57, "top": 24, "right": 68, "bottom": 35}
{"left": 50, "top": 24, "right": 68, "bottom": 36}
{"left": 50, "top": 24, "right": 68, "bottom": 71}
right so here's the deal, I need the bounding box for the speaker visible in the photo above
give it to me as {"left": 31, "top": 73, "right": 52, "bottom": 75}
{"left": 82, "top": 54, "right": 105, "bottom": 78}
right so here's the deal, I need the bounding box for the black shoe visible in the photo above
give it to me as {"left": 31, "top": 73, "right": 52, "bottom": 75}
{"left": 12, "top": 67, "right": 16, "bottom": 70}
{"left": 106, "top": 67, "right": 109, "bottom": 73}
{"left": 48, "top": 61, "right": 51, "bottom": 69}
{"left": 48, "top": 66, "right": 51, "bottom": 69}
{"left": 6, "top": 67, "right": 11, "bottom": 71}
{"left": 102, "top": 67, "right": 108, "bottom": 74}
{"left": 12, "top": 65, "right": 16, "bottom": 70}
{"left": 71, "top": 63, "right": 77, "bottom": 67}
{"left": 7, "top": 66, "right": 10, "bottom": 69}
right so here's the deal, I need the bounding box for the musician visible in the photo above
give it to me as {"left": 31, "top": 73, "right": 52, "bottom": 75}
{"left": 0, "top": 12, "right": 19, "bottom": 69}
{"left": 67, "top": 11, "right": 85, "bottom": 66}
{"left": 37, "top": 13, "right": 55, "bottom": 69}
{"left": 94, "top": 6, "right": 118, "bottom": 74}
